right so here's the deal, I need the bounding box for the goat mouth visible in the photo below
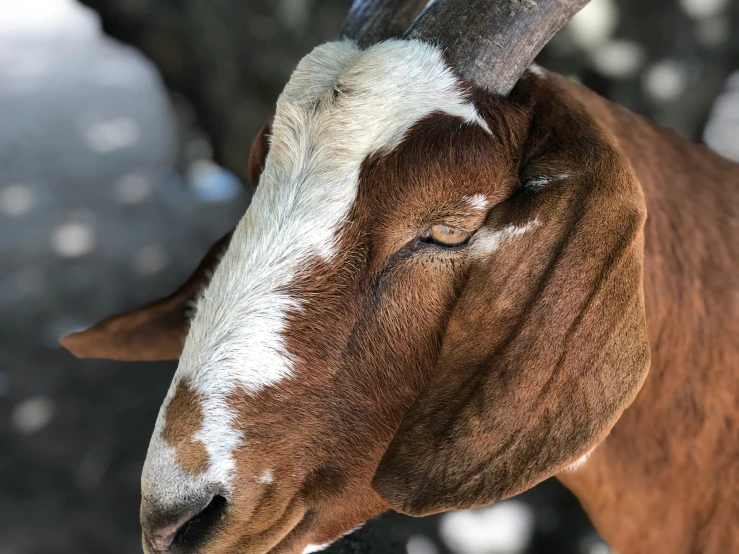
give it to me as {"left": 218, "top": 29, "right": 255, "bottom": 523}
{"left": 267, "top": 508, "right": 317, "bottom": 554}
{"left": 144, "top": 495, "right": 312, "bottom": 554}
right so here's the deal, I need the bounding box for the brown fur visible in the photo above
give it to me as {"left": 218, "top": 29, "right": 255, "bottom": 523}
{"left": 62, "top": 70, "right": 738, "bottom": 554}
{"left": 162, "top": 381, "right": 210, "bottom": 476}
{"left": 374, "top": 76, "right": 651, "bottom": 515}
{"left": 554, "top": 73, "right": 739, "bottom": 554}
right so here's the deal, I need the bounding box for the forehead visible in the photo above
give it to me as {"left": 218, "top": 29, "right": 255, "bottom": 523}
{"left": 181, "top": 38, "right": 488, "bottom": 374}
{"left": 272, "top": 39, "right": 487, "bottom": 159}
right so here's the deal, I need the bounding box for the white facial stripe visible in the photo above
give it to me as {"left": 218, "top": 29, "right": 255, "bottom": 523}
{"left": 141, "top": 434, "right": 209, "bottom": 510}
{"left": 471, "top": 218, "right": 541, "bottom": 259}
{"left": 143, "top": 38, "right": 489, "bottom": 502}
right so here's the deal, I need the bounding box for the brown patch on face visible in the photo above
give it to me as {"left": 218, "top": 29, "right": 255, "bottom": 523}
{"left": 373, "top": 75, "right": 651, "bottom": 516}
{"left": 162, "top": 380, "right": 209, "bottom": 476}
{"left": 357, "top": 105, "right": 521, "bottom": 268}
{"left": 167, "top": 78, "right": 648, "bottom": 551}
{"left": 209, "top": 106, "right": 527, "bottom": 550}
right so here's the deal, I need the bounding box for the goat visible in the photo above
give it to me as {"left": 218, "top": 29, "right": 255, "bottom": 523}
{"left": 60, "top": 0, "right": 739, "bottom": 552}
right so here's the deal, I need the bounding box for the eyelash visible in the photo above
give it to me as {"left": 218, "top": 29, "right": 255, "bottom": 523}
{"left": 420, "top": 234, "right": 470, "bottom": 249}
{"left": 421, "top": 225, "right": 472, "bottom": 248}
{"left": 376, "top": 230, "right": 470, "bottom": 283}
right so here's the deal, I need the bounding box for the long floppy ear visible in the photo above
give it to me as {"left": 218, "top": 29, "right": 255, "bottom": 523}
{"left": 373, "top": 81, "right": 651, "bottom": 515}
{"left": 60, "top": 231, "right": 233, "bottom": 361}
{"left": 60, "top": 123, "right": 272, "bottom": 361}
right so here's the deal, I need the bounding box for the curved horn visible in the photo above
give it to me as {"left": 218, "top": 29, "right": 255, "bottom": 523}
{"left": 341, "top": 0, "right": 430, "bottom": 48}
{"left": 406, "top": 0, "right": 590, "bottom": 95}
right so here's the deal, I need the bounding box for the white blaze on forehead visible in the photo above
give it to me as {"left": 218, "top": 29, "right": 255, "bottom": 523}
{"left": 143, "top": 38, "right": 488, "bottom": 501}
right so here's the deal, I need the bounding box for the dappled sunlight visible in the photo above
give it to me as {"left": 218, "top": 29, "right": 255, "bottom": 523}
{"left": 82, "top": 117, "right": 141, "bottom": 153}
{"left": 440, "top": 501, "right": 535, "bottom": 554}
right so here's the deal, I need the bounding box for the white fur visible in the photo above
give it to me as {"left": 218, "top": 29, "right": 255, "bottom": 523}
{"left": 526, "top": 176, "right": 551, "bottom": 189}
{"left": 465, "top": 193, "right": 489, "bottom": 211}
{"left": 471, "top": 218, "right": 541, "bottom": 259}
{"left": 528, "top": 63, "right": 546, "bottom": 77}
{"left": 527, "top": 173, "right": 569, "bottom": 191}
{"left": 142, "top": 39, "right": 489, "bottom": 510}
{"left": 303, "top": 544, "right": 330, "bottom": 554}
{"left": 566, "top": 447, "right": 596, "bottom": 472}
{"left": 257, "top": 469, "right": 274, "bottom": 484}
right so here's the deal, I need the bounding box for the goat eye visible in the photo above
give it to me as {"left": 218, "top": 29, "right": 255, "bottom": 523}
{"left": 427, "top": 224, "right": 470, "bottom": 246}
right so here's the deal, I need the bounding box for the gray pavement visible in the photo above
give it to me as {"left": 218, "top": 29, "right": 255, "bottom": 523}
{"left": 0, "top": 5, "right": 247, "bottom": 553}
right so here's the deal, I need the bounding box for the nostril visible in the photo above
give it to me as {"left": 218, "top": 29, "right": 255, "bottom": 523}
{"left": 171, "top": 495, "right": 227, "bottom": 550}
{"left": 144, "top": 495, "right": 228, "bottom": 553}
{"left": 148, "top": 516, "right": 192, "bottom": 553}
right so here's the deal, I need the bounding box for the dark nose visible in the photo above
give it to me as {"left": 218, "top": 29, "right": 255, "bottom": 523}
{"left": 141, "top": 495, "right": 227, "bottom": 553}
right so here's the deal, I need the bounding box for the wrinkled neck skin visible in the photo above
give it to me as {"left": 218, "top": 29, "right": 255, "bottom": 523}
{"left": 554, "top": 76, "right": 739, "bottom": 554}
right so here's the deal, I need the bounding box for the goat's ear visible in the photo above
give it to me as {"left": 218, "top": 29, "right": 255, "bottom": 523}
{"left": 249, "top": 123, "right": 271, "bottom": 185}
{"left": 373, "top": 90, "right": 651, "bottom": 516}
{"left": 60, "top": 123, "right": 272, "bottom": 361}
{"left": 60, "top": 231, "right": 232, "bottom": 361}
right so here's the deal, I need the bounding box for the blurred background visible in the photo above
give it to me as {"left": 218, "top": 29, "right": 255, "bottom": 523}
{"left": 0, "top": 0, "right": 737, "bottom": 553}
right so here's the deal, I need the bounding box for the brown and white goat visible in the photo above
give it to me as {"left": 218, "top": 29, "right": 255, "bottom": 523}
{"left": 61, "top": 0, "right": 739, "bottom": 553}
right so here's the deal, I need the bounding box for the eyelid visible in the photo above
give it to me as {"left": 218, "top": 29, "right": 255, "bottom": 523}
{"left": 377, "top": 224, "right": 471, "bottom": 280}
{"left": 426, "top": 224, "right": 471, "bottom": 246}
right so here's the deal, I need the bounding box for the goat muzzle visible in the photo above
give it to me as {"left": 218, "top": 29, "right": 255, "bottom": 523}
{"left": 141, "top": 494, "right": 227, "bottom": 553}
